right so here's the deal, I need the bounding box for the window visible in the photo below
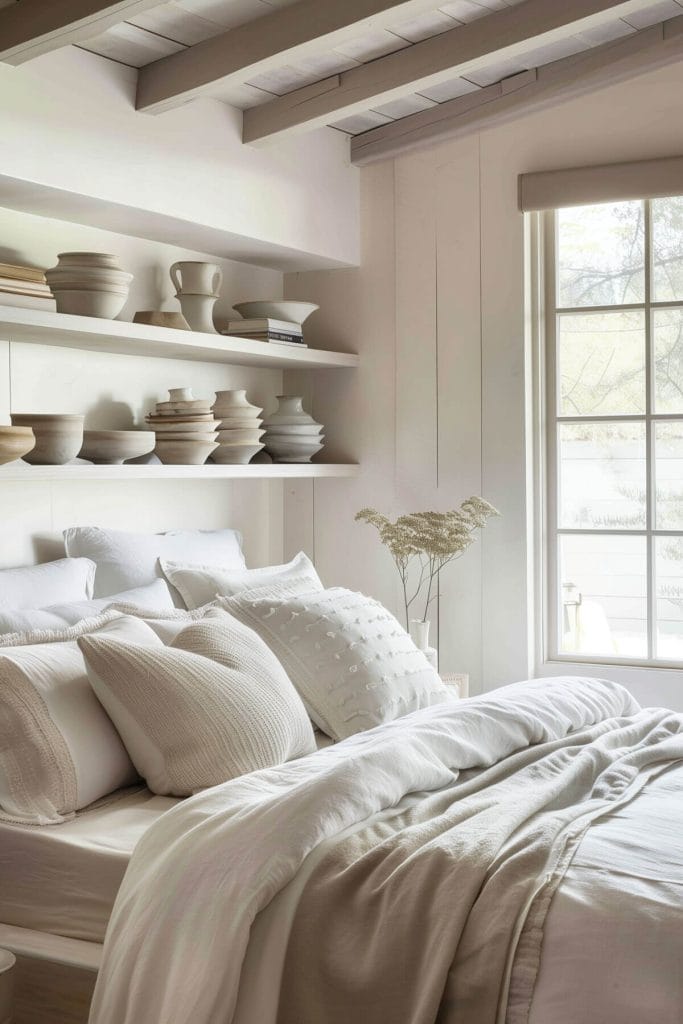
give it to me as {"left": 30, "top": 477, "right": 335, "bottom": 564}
{"left": 545, "top": 195, "right": 683, "bottom": 666}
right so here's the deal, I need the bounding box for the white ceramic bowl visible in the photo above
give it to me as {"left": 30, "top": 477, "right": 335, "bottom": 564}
{"left": 211, "top": 443, "right": 264, "bottom": 465}
{"left": 232, "top": 301, "right": 318, "bottom": 325}
{"left": 155, "top": 439, "right": 219, "bottom": 465}
{"left": 0, "top": 425, "right": 35, "bottom": 465}
{"left": 79, "top": 430, "right": 156, "bottom": 465}
{"left": 48, "top": 288, "right": 129, "bottom": 319}
{"left": 10, "top": 414, "right": 84, "bottom": 465}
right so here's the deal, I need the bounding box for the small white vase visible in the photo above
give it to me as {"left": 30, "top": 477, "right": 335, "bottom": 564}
{"left": 409, "top": 619, "right": 431, "bottom": 652}
{"left": 170, "top": 261, "right": 222, "bottom": 296}
{"left": 175, "top": 293, "right": 218, "bottom": 334}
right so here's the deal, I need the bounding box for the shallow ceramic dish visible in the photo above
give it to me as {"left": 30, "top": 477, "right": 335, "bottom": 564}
{"left": 155, "top": 439, "right": 218, "bottom": 466}
{"left": 211, "top": 442, "right": 264, "bottom": 465}
{"left": 232, "top": 301, "right": 318, "bottom": 325}
{"left": 10, "top": 414, "right": 84, "bottom": 465}
{"left": 0, "top": 425, "right": 35, "bottom": 465}
{"left": 78, "top": 430, "right": 156, "bottom": 465}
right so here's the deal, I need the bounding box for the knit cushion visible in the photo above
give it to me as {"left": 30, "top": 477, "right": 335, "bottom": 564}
{"left": 219, "top": 588, "right": 453, "bottom": 741}
{"left": 160, "top": 551, "right": 323, "bottom": 610}
{"left": 78, "top": 610, "right": 316, "bottom": 796}
{"left": 0, "top": 612, "right": 162, "bottom": 825}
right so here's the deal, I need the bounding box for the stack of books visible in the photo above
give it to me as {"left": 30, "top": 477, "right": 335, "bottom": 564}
{"left": 0, "top": 263, "right": 55, "bottom": 310}
{"left": 221, "top": 318, "right": 308, "bottom": 348}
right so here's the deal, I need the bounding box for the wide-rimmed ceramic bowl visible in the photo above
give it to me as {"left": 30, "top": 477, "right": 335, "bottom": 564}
{"left": 10, "top": 414, "right": 84, "bottom": 465}
{"left": 155, "top": 439, "right": 218, "bottom": 465}
{"left": 232, "top": 301, "right": 318, "bottom": 325}
{"left": 79, "top": 430, "right": 156, "bottom": 465}
{"left": 0, "top": 425, "right": 35, "bottom": 465}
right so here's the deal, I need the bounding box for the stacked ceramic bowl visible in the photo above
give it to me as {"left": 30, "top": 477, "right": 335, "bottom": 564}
{"left": 145, "top": 388, "right": 219, "bottom": 465}
{"left": 45, "top": 253, "right": 133, "bottom": 319}
{"left": 0, "top": 425, "right": 35, "bottom": 465}
{"left": 211, "top": 390, "right": 265, "bottom": 465}
{"left": 263, "top": 396, "right": 324, "bottom": 463}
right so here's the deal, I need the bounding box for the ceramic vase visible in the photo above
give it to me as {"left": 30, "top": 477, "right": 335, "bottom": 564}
{"left": 170, "top": 261, "right": 222, "bottom": 334}
{"left": 211, "top": 390, "right": 265, "bottom": 464}
{"left": 409, "top": 619, "right": 430, "bottom": 652}
{"left": 46, "top": 252, "right": 132, "bottom": 319}
{"left": 263, "top": 396, "right": 325, "bottom": 463}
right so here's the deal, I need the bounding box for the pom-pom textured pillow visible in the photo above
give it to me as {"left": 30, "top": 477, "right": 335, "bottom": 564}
{"left": 63, "top": 527, "right": 245, "bottom": 599}
{"left": 0, "top": 612, "right": 163, "bottom": 825}
{"left": 0, "top": 557, "right": 95, "bottom": 611}
{"left": 79, "top": 610, "right": 316, "bottom": 796}
{"left": 160, "top": 551, "right": 323, "bottom": 610}
{"left": 219, "top": 588, "right": 452, "bottom": 740}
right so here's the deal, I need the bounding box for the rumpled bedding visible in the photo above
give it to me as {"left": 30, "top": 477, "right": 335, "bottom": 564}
{"left": 88, "top": 676, "right": 683, "bottom": 1024}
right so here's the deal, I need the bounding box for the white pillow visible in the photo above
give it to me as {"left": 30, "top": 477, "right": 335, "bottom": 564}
{"left": 0, "top": 579, "right": 175, "bottom": 636}
{"left": 104, "top": 600, "right": 219, "bottom": 644}
{"left": 0, "top": 612, "right": 163, "bottom": 825}
{"left": 63, "top": 527, "right": 245, "bottom": 599}
{"left": 160, "top": 551, "right": 323, "bottom": 610}
{"left": 78, "top": 610, "right": 316, "bottom": 797}
{"left": 219, "top": 587, "right": 453, "bottom": 741}
{"left": 0, "top": 557, "right": 95, "bottom": 611}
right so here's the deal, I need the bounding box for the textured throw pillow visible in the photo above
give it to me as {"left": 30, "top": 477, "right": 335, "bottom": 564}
{"left": 0, "top": 612, "right": 163, "bottom": 825}
{"left": 219, "top": 588, "right": 452, "bottom": 741}
{"left": 78, "top": 611, "right": 316, "bottom": 796}
{"left": 63, "top": 527, "right": 245, "bottom": 599}
{"left": 160, "top": 551, "right": 323, "bottom": 610}
{"left": 104, "top": 601, "right": 219, "bottom": 644}
{"left": 0, "top": 557, "right": 95, "bottom": 610}
{"left": 0, "top": 579, "right": 175, "bottom": 636}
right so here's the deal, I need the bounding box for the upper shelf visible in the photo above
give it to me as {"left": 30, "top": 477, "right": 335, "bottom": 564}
{"left": 0, "top": 306, "right": 359, "bottom": 370}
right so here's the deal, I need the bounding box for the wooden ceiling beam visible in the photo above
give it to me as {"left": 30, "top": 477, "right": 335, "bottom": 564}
{"left": 0, "top": 0, "right": 162, "bottom": 65}
{"left": 242, "top": 0, "right": 655, "bottom": 144}
{"left": 136, "top": 0, "right": 442, "bottom": 115}
{"left": 350, "top": 16, "right": 683, "bottom": 164}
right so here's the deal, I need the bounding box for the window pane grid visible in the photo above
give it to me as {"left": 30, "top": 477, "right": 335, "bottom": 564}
{"left": 548, "top": 197, "right": 683, "bottom": 666}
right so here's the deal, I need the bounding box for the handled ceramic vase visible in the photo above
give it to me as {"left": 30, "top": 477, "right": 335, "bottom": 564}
{"left": 169, "top": 261, "right": 222, "bottom": 334}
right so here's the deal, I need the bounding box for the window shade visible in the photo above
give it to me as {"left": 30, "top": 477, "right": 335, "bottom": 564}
{"left": 518, "top": 154, "right": 683, "bottom": 212}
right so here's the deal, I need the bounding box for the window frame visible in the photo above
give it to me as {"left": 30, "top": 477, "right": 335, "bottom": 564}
{"left": 542, "top": 199, "right": 683, "bottom": 672}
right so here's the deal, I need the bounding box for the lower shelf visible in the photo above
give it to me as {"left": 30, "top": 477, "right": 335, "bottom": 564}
{"left": 0, "top": 463, "right": 359, "bottom": 481}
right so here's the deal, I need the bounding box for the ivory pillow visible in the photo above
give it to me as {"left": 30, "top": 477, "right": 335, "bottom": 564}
{"left": 220, "top": 587, "right": 452, "bottom": 741}
{"left": 0, "top": 579, "right": 175, "bottom": 636}
{"left": 78, "top": 610, "right": 316, "bottom": 796}
{"left": 104, "top": 600, "right": 219, "bottom": 644}
{"left": 160, "top": 551, "right": 323, "bottom": 609}
{"left": 0, "top": 612, "right": 163, "bottom": 825}
{"left": 0, "top": 557, "right": 95, "bottom": 610}
{"left": 63, "top": 527, "right": 245, "bottom": 599}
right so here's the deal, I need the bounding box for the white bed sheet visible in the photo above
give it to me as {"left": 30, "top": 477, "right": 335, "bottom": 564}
{"left": 0, "top": 787, "right": 178, "bottom": 943}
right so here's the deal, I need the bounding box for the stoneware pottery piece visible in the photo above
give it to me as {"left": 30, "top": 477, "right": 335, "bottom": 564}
{"left": 214, "top": 416, "right": 263, "bottom": 429}
{"left": 232, "top": 301, "right": 318, "bottom": 325}
{"left": 155, "top": 439, "right": 219, "bottom": 466}
{"left": 78, "top": 430, "right": 156, "bottom": 465}
{"left": 0, "top": 425, "right": 35, "bottom": 465}
{"left": 170, "top": 262, "right": 222, "bottom": 334}
{"left": 212, "top": 390, "right": 262, "bottom": 415}
{"left": 157, "top": 431, "right": 219, "bottom": 442}
{"left": 133, "top": 311, "right": 190, "bottom": 330}
{"left": 149, "top": 418, "right": 218, "bottom": 433}
{"left": 264, "top": 438, "right": 324, "bottom": 463}
{"left": 46, "top": 253, "right": 132, "bottom": 319}
{"left": 10, "top": 414, "right": 84, "bottom": 465}
{"left": 211, "top": 442, "right": 264, "bottom": 465}
{"left": 216, "top": 428, "right": 264, "bottom": 444}
{"left": 263, "top": 395, "right": 320, "bottom": 428}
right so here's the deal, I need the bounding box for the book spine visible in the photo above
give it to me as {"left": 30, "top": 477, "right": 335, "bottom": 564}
{"left": 225, "top": 331, "right": 305, "bottom": 343}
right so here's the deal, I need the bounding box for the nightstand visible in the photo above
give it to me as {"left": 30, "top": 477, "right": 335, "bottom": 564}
{"left": 441, "top": 673, "right": 469, "bottom": 699}
{"left": 0, "top": 950, "right": 15, "bottom": 1024}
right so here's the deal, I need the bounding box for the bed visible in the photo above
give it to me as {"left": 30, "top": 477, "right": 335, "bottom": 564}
{"left": 83, "top": 675, "right": 683, "bottom": 1024}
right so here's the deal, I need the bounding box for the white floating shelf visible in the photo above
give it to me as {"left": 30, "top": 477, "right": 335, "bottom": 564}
{"left": 0, "top": 307, "right": 359, "bottom": 370}
{"left": 0, "top": 463, "right": 360, "bottom": 482}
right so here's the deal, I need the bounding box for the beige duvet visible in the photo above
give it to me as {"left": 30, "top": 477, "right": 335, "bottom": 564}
{"left": 88, "top": 677, "right": 683, "bottom": 1024}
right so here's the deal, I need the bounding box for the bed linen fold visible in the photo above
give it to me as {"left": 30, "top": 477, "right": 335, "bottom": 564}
{"left": 88, "top": 676, "right": 682, "bottom": 1024}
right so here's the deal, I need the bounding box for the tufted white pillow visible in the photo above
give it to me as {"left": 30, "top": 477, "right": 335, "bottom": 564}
{"left": 79, "top": 611, "right": 316, "bottom": 796}
{"left": 160, "top": 551, "right": 323, "bottom": 610}
{"left": 0, "top": 579, "right": 175, "bottom": 636}
{"left": 219, "top": 587, "right": 453, "bottom": 741}
{"left": 0, "top": 612, "right": 163, "bottom": 825}
{"left": 63, "top": 527, "right": 245, "bottom": 599}
{"left": 0, "top": 558, "right": 95, "bottom": 611}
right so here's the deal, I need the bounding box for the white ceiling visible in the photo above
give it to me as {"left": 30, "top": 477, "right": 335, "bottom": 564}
{"left": 70, "top": 0, "right": 683, "bottom": 136}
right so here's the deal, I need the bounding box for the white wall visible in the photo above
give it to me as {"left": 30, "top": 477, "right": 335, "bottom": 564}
{"left": 285, "top": 59, "right": 683, "bottom": 708}
{"left": 0, "top": 207, "right": 287, "bottom": 570}
{"left": 0, "top": 47, "right": 359, "bottom": 270}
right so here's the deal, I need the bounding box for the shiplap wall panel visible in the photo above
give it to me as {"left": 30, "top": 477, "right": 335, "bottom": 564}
{"left": 434, "top": 137, "right": 484, "bottom": 688}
